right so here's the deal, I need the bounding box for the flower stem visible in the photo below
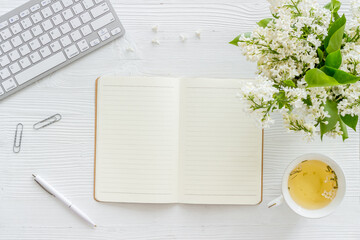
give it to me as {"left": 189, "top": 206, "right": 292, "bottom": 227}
{"left": 290, "top": 0, "right": 301, "bottom": 15}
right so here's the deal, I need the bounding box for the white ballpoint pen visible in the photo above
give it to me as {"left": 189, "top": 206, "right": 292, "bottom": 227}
{"left": 32, "top": 174, "right": 96, "bottom": 227}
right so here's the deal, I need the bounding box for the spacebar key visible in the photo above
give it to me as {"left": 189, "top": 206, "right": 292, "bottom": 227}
{"left": 15, "top": 52, "right": 67, "bottom": 85}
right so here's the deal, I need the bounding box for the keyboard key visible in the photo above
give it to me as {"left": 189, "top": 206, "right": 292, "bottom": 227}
{"left": 9, "top": 15, "right": 19, "bottom": 24}
{"left": 50, "top": 28, "right": 61, "bottom": 39}
{"left": 91, "top": 12, "right": 114, "bottom": 31}
{"left": 0, "top": 86, "right": 4, "bottom": 95}
{"left": 0, "top": 55, "right": 10, "bottom": 67}
{"left": 9, "top": 49, "right": 20, "bottom": 61}
{"left": 0, "top": 21, "right": 8, "bottom": 30}
{"left": 0, "top": 28, "right": 12, "bottom": 40}
{"left": 15, "top": 52, "right": 67, "bottom": 85}
{"left": 42, "top": 19, "right": 53, "bottom": 31}
{"left": 19, "top": 44, "right": 31, "bottom": 56}
{"left": 70, "top": 30, "right": 82, "bottom": 41}
{"left": 98, "top": 27, "right": 107, "bottom": 36}
{"left": 60, "top": 35, "right": 72, "bottom": 47}
{"left": 111, "top": 27, "right": 121, "bottom": 35}
{"left": 19, "top": 57, "right": 31, "bottom": 68}
{"left": 62, "top": 9, "right": 74, "bottom": 20}
{"left": 0, "top": 67, "right": 11, "bottom": 79}
{"left": 70, "top": 17, "right": 81, "bottom": 29}
{"left": 10, "top": 23, "right": 22, "bottom": 35}
{"left": 31, "top": 25, "right": 43, "bottom": 37}
{"left": 31, "top": 12, "right": 43, "bottom": 24}
{"left": 50, "top": 41, "right": 61, "bottom": 52}
{"left": 20, "top": 18, "right": 32, "bottom": 29}
{"left": 11, "top": 36, "right": 23, "bottom": 47}
{"left": 62, "top": 0, "right": 74, "bottom": 8}
{"left": 80, "top": 12, "right": 92, "bottom": 24}
{"left": 2, "top": 78, "right": 17, "bottom": 92}
{"left": 40, "top": 46, "right": 51, "bottom": 57}
{"left": 80, "top": 25, "right": 92, "bottom": 36}
{"left": 91, "top": 2, "right": 109, "bottom": 18}
{"left": 51, "top": 2, "right": 64, "bottom": 13}
{"left": 20, "top": 10, "right": 30, "bottom": 18}
{"left": 30, "top": 51, "right": 42, "bottom": 63}
{"left": 29, "top": 39, "right": 41, "bottom": 50}
{"left": 30, "top": 4, "right": 41, "bottom": 12}
{"left": 41, "top": 0, "right": 52, "bottom": 6}
{"left": 39, "top": 33, "right": 51, "bottom": 45}
{"left": 21, "top": 30, "right": 33, "bottom": 42}
{"left": 95, "top": 0, "right": 104, "bottom": 3}
{"left": 60, "top": 22, "right": 71, "bottom": 34}
{"left": 100, "top": 32, "right": 110, "bottom": 41}
{"left": 83, "top": 0, "right": 94, "bottom": 9}
{"left": 77, "top": 39, "right": 89, "bottom": 52}
{"left": 41, "top": 7, "right": 53, "bottom": 18}
{"left": 52, "top": 14, "right": 64, "bottom": 25}
{"left": 1, "top": 41, "right": 12, "bottom": 52}
{"left": 64, "top": 44, "right": 79, "bottom": 58}
{"left": 9, "top": 62, "right": 21, "bottom": 74}
{"left": 72, "top": 3, "right": 84, "bottom": 15}
{"left": 89, "top": 38, "right": 99, "bottom": 46}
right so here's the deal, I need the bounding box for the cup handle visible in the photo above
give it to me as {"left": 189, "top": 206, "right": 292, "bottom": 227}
{"left": 267, "top": 195, "right": 284, "bottom": 208}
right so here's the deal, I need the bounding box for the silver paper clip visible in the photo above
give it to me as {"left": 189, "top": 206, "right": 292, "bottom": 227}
{"left": 33, "top": 114, "right": 62, "bottom": 130}
{"left": 13, "top": 123, "right": 23, "bottom": 153}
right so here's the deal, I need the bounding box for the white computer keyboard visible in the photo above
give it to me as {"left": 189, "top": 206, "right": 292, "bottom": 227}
{"left": 0, "top": 0, "right": 125, "bottom": 100}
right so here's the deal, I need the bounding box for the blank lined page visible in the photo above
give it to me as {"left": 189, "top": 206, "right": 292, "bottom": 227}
{"left": 178, "top": 78, "right": 263, "bottom": 205}
{"left": 95, "top": 76, "right": 179, "bottom": 203}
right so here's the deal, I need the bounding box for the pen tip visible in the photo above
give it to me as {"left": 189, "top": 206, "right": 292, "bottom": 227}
{"left": 94, "top": 225, "right": 97, "bottom": 227}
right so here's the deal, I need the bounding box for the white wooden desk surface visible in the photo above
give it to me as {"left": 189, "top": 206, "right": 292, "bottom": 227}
{"left": 0, "top": 0, "right": 360, "bottom": 239}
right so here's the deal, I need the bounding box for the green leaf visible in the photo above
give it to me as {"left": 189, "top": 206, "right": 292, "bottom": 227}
{"left": 325, "top": 0, "right": 341, "bottom": 10}
{"left": 339, "top": 118, "right": 349, "bottom": 141}
{"left": 340, "top": 114, "right": 358, "bottom": 131}
{"left": 302, "top": 95, "right": 312, "bottom": 106}
{"left": 229, "top": 33, "right": 251, "bottom": 46}
{"left": 325, "top": 49, "right": 342, "bottom": 68}
{"left": 324, "top": 15, "right": 346, "bottom": 48}
{"left": 325, "top": 15, "right": 346, "bottom": 53}
{"left": 257, "top": 18, "right": 273, "bottom": 28}
{"left": 229, "top": 35, "right": 241, "bottom": 46}
{"left": 320, "top": 100, "right": 350, "bottom": 141}
{"left": 274, "top": 91, "right": 287, "bottom": 109}
{"left": 317, "top": 48, "right": 324, "bottom": 61}
{"left": 332, "top": 0, "right": 341, "bottom": 11}
{"left": 305, "top": 68, "right": 340, "bottom": 87}
{"left": 320, "top": 100, "right": 340, "bottom": 139}
{"left": 325, "top": 0, "right": 341, "bottom": 21}
{"left": 324, "top": 2, "right": 332, "bottom": 9}
{"left": 321, "top": 66, "right": 360, "bottom": 84}
{"left": 283, "top": 79, "right": 295, "bottom": 87}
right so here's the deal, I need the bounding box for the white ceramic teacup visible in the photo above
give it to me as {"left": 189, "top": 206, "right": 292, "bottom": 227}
{"left": 267, "top": 153, "right": 346, "bottom": 218}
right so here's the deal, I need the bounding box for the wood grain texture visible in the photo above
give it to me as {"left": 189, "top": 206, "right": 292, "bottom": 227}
{"left": 0, "top": 0, "right": 359, "bottom": 239}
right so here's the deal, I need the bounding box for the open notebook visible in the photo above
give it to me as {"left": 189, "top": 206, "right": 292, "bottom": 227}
{"left": 95, "top": 76, "right": 263, "bottom": 205}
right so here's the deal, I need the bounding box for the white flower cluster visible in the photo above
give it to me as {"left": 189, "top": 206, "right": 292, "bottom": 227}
{"left": 238, "top": 76, "right": 279, "bottom": 127}
{"left": 237, "top": 0, "right": 360, "bottom": 140}
{"left": 238, "top": 0, "right": 330, "bottom": 83}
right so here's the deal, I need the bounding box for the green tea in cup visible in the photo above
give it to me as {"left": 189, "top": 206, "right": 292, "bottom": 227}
{"left": 288, "top": 160, "right": 338, "bottom": 210}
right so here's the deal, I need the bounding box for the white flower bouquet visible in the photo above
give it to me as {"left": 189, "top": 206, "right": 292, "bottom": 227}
{"left": 231, "top": 0, "right": 360, "bottom": 140}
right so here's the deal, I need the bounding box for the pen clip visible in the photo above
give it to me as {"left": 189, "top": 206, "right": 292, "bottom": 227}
{"left": 34, "top": 178, "right": 55, "bottom": 197}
